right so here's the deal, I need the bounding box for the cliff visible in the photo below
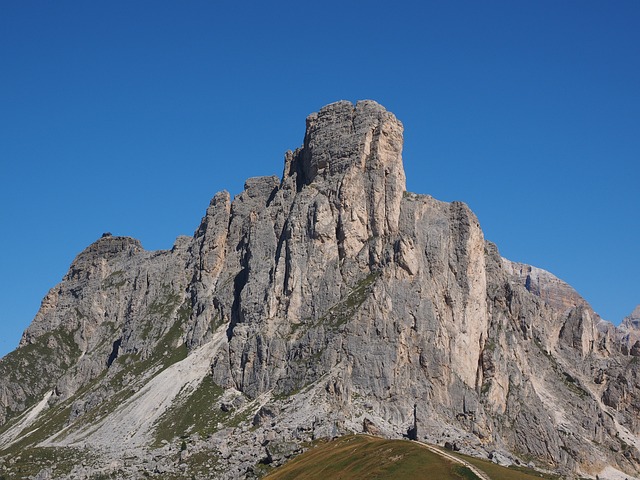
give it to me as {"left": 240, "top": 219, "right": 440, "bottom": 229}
{"left": 0, "top": 101, "right": 638, "bottom": 480}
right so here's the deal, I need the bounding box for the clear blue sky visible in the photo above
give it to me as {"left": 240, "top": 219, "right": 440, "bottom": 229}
{"left": 1, "top": 1, "right": 638, "bottom": 358}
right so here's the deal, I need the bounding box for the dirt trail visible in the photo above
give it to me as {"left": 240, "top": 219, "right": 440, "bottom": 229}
{"left": 415, "top": 441, "right": 492, "bottom": 480}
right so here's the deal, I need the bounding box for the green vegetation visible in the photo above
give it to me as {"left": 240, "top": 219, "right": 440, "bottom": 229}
{"left": 452, "top": 451, "right": 562, "bottom": 480}
{"left": 0, "top": 328, "right": 80, "bottom": 384}
{"left": 0, "top": 446, "right": 92, "bottom": 479}
{"left": 71, "top": 320, "right": 189, "bottom": 433}
{"left": 560, "top": 371, "right": 589, "bottom": 398}
{"left": 153, "top": 375, "right": 225, "bottom": 446}
{"left": 483, "top": 340, "right": 496, "bottom": 353}
{"left": 141, "top": 287, "right": 186, "bottom": 340}
{"left": 101, "top": 270, "right": 126, "bottom": 289}
{"left": 453, "top": 466, "right": 480, "bottom": 479}
{"left": 480, "top": 380, "right": 492, "bottom": 396}
{"left": 0, "top": 326, "right": 80, "bottom": 426}
{"left": 264, "top": 435, "right": 568, "bottom": 480}
{"left": 281, "top": 273, "right": 382, "bottom": 396}
{"left": 148, "top": 286, "right": 182, "bottom": 319}
{"left": 210, "top": 314, "right": 224, "bottom": 332}
{"left": 402, "top": 191, "right": 425, "bottom": 201}
{"left": 109, "top": 318, "right": 186, "bottom": 399}
{"left": 178, "top": 449, "right": 220, "bottom": 478}
{"left": 151, "top": 315, "right": 188, "bottom": 365}
{"left": 11, "top": 314, "right": 190, "bottom": 448}
{"left": 316, "top": 271, "right": 381, "bottom": 330}
{"left": 264, "top": 435, "right": 480, "bottom": 480}
{"left": 177, "top": 300, "right": 193, "bottom": 324}
{"left": 0, "top": 308, "right": 195, "bottom": 477}
{"left": 226, "top": 404, "right": 255, "bottom": 429}
{"left": 0, "top": 401, "right": 75, "bottom": 458}
{"left": 532, "top": 338, "right": 590, "bottom": 399}
{"left": 288, "top": 271, "right": 380, "bottom": 341}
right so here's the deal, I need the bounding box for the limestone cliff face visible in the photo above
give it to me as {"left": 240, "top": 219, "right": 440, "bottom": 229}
{"left": 0, "top": 101, "right": 638, "bottom": 480}
{"left": 624, "top": 306, "right": 640, "bottom": 330}
{"left": 620, "top": 305, "right": 640, "bottom": 350}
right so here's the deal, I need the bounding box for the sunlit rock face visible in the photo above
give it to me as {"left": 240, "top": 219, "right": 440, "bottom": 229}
{"left": 0, "top": 101, "right": 638, "bottom": 480}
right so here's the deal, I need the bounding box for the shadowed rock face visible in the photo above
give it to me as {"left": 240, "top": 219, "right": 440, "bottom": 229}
{"left": 621, "top": 306, "right": 640, "bottom": 337}
{"left": 0, "top": 100, "right": 638, "bottom": 480}
{"left": 502, "top": 260, "right": 589, "bottom": 313}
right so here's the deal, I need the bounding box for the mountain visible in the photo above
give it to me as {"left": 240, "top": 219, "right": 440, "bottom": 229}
{"left": 619, "top": 306, "right": 640, "bottom": 353}
{"left": 0, "top": 100, "right": 638, "bottom": 480}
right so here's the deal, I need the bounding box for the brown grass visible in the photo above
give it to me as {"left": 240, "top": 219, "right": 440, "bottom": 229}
{"left": 264, "top": 435, "right": 565, "bottom": 480}
{"left": 452, "top": 452, "right": 562, "bottom": 480}
{"left": 264, "top": 435, "right": 479, "bottom": 480}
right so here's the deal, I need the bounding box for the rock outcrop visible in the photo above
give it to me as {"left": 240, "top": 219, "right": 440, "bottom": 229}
{"left": 0, "top": 100, "right": 638, "bottom": 480}
{"left": 620, "top": 305, "right": 640, "bottom": 347}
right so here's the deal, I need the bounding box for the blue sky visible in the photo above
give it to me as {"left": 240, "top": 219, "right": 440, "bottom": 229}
{"left": 1, "top": 1, "right": 638, "bottom": 358}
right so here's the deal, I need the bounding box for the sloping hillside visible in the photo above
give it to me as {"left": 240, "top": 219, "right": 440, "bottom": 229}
{"left": 264, "top": 435, "right": 560, "bottom": 480}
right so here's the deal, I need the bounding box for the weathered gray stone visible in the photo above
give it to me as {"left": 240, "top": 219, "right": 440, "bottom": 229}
{"left": 0, "top": 100, "right": 638, "bottom": 480}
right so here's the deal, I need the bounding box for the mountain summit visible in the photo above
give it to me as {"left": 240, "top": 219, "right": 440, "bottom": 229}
{"left": 1, "top": 101, "right": 638, "bottom": 479}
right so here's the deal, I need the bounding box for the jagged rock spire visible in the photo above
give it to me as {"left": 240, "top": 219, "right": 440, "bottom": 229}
{"left": 296, "top": 100, "right": 405, "bottom": 185}
{"left": 282, "top": 100, "right": 406, "bottom": 265}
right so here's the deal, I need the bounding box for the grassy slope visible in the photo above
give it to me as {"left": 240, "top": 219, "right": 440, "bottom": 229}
{"left": 264, "top": 435, "right": 478, "bottom": 480}
{"left": 264, "top": 435, "right": 561, "bottom": 480}
{"left": 452, "top": 452, "right": 562, "bottom": 480}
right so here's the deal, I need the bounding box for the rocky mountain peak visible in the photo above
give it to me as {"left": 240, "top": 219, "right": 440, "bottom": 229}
{"left": 1, "top": 101, "right": 639, "bottom": 480}
{"left": 502, "top": 259, "right": 588, "bottom": 312}
{"left": 622, "top": 305, "right": 640, "bottom": 330}
{"left": 296, "top": 100, "right": 404, "bottom": 185}
{"left": 71, "top": 235, "right": 142, "bottom": 266}
{"left": 280, "top": 100, "right": 407, "bottom": 254}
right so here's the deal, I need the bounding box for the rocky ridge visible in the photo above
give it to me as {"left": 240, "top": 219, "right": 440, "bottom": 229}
{"left": 620, "top": 306, "right": 640, "bottom": 351}
{"left": 0, "top": 100, "right": 639, "bottom": 480}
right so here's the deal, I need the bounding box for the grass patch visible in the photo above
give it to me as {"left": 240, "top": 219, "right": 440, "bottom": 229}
{"left": 0, "top": 446, "right": 91, "bottom": 479}
{"left": 153, "top": 376, "right": 225, "bottom": 446}
{"left": 151, "top": 317, "right": 188, "bottom": 365}
{"left": 101, "top": 270, "right": 126, "bottom": 289}
{"left": 402, "top": 191, "right": 426, "bottom": 201}
{"left": 285, "top": 271, "right": 381, "bottom": 347}
{"left": 0, "top": 402, "right": 75, "bottom": 457}
{"left": 0, "top": 327, "right": 80, "bottom": 424}
{"left": 226, "top": 404, "right": 254, "bottom": 429}
{"left": 532, "top": 339, "right": 589, "bottom": 399}
{"left": 453, "top": 465, "right": 480, "bottom": 479}
{"left": 148, "top": 287, "right": 182, "bottom": 319}
{"left": 264, "top": 435, "right": 480, "bottom": 480}
{"left": 180, "top": 450, "right": 220, "bottom": 478}
{"left": 210, "top": 315, "right": 224, "bottom": 332}
{"left": 287, "top": 272, "right": 381, "bottom": 339}
{"left": 452, "top": 451, "right": 562, "bottom": 480}
{"left": 177, "top": 301, "right": 193, "bottom": 324}
{"left": 316, "top": 272, "right": 381, "bottom": 330}
{"left": 0, "top": 328, "right": 79, "bottom": 383}
{"left": 265, "top": 435, "right": 566, "bottom": 480}
{"left": 46, "top": 318, "right": 188, "bottom": 442}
